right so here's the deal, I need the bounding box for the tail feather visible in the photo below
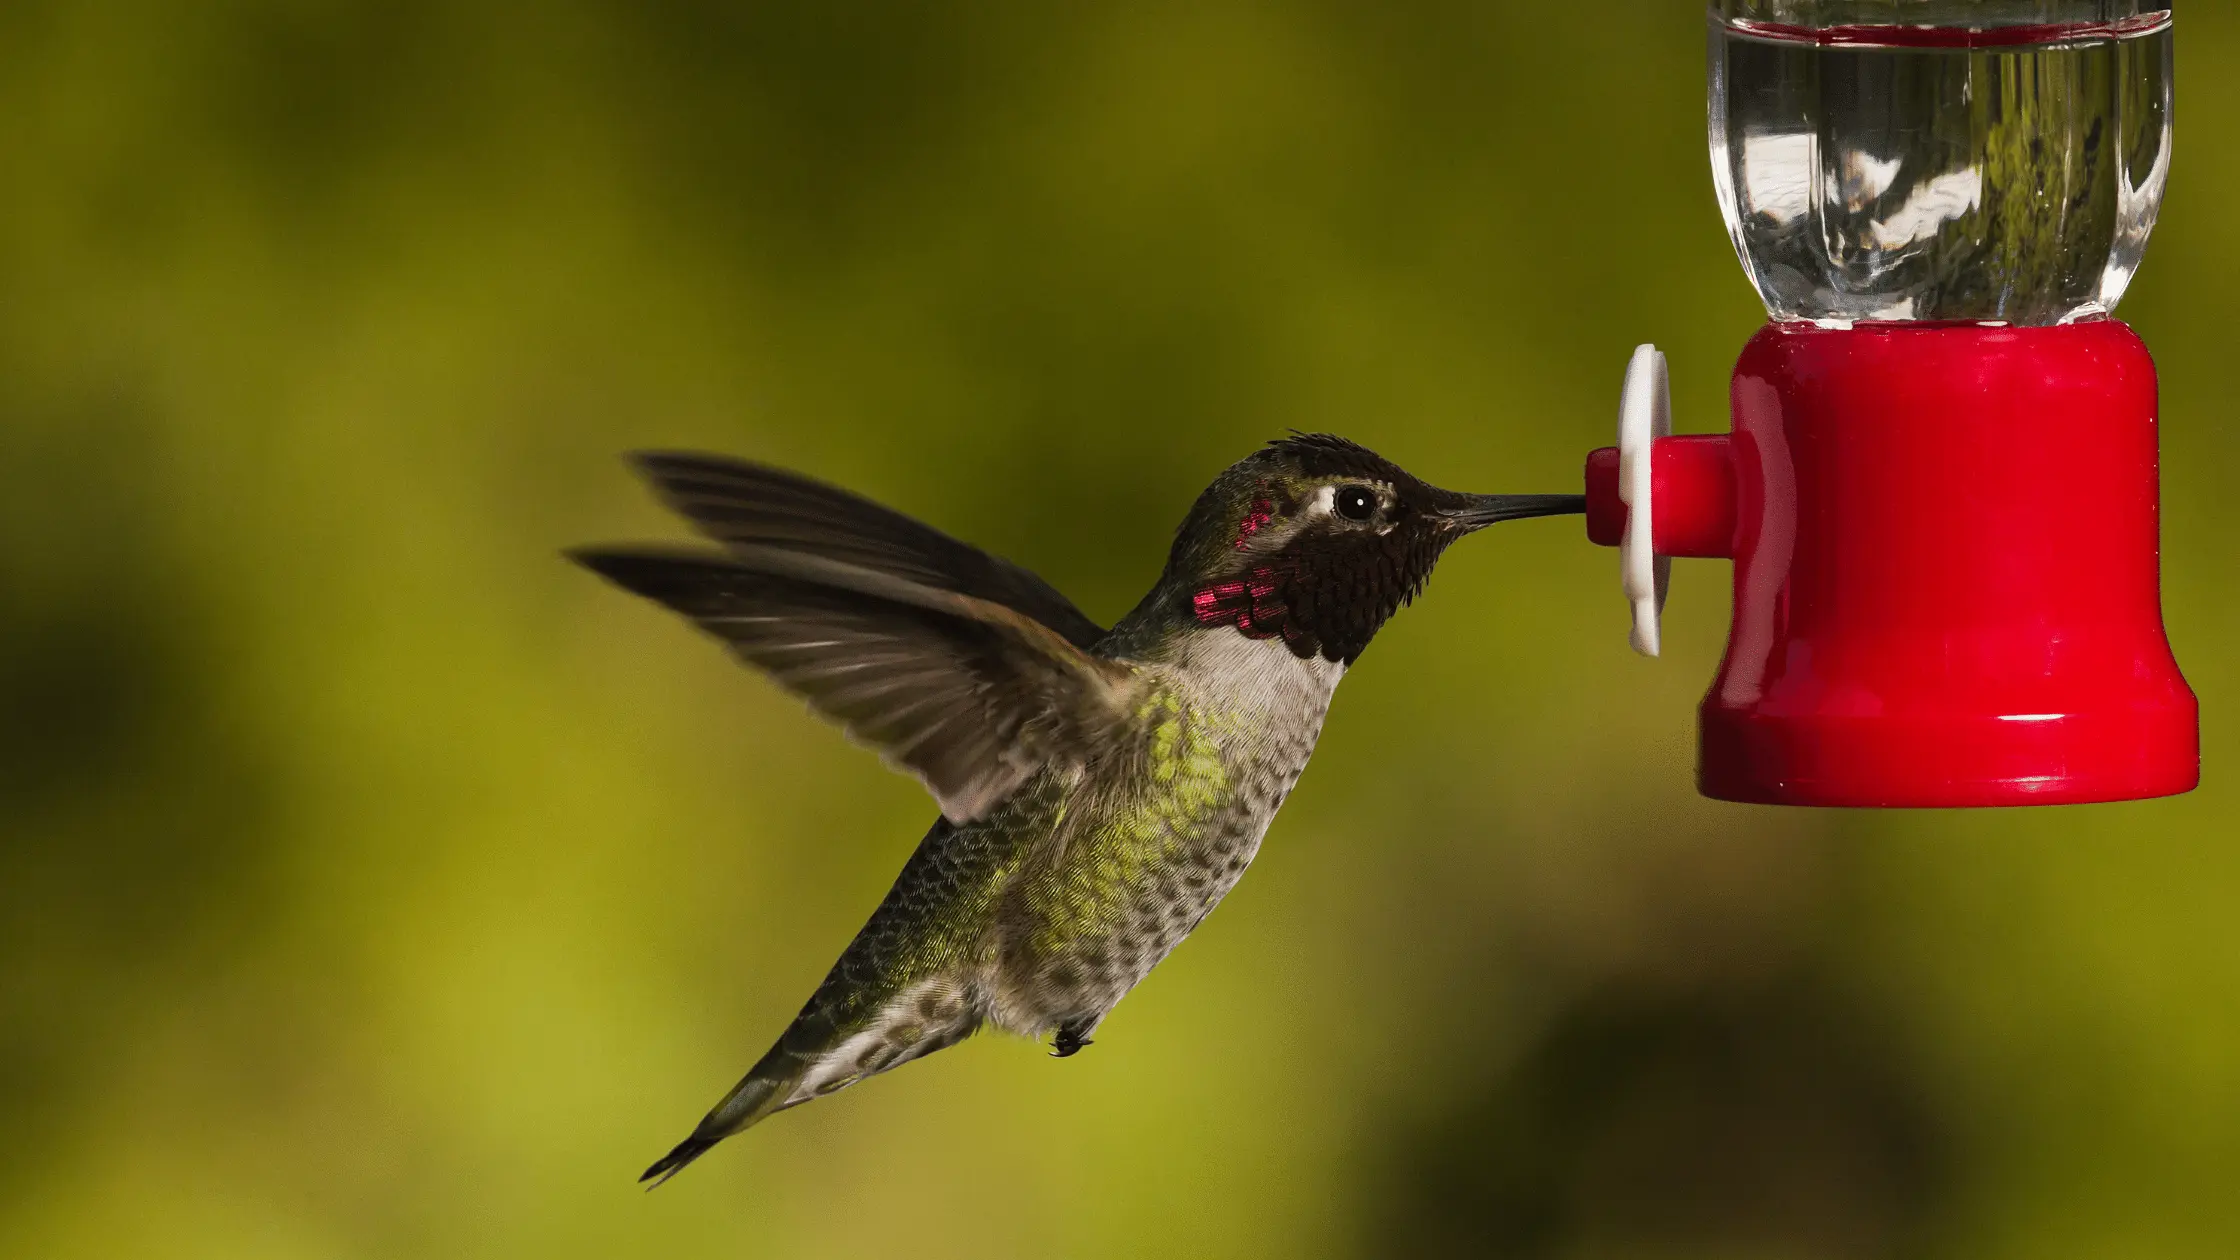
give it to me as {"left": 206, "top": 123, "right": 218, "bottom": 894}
{"left": 640, "top": 1134, "right": 722, "bottom": 1188}
{"left": 638, "top": 1061, "right": 800, "bottom": 1189}
{"left": 636, "top": 982, "right": 980, "bottom": 1186}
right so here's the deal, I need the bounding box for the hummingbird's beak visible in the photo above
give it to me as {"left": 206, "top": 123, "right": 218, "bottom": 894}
{"left": 1435, "top": 492, "right": 1588, "bottom": 531}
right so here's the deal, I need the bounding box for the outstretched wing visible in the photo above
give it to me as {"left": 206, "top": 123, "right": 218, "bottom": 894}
{"left": 630, "top": 451, "right": 1108, "bottom": 650}
{"left": 571, "top": 545, "right": 1139, "bottom": 823}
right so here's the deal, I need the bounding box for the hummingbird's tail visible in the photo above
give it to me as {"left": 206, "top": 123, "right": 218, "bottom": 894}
{"left": 638, "top": 1037, "right": 814, "bottom": 1188}
{"left": 640, "top": 1133, "right": 722, "bottom": 1187}
{"left": 641, "top": 979, "right": 983, "bottom": 1187}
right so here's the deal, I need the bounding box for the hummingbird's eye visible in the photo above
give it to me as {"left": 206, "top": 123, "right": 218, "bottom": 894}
{"left": 1334, "top": 485, "right": 1377, "bottom": 522}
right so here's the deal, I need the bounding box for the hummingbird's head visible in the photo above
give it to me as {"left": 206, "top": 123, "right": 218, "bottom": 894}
{"left": 1161, "top": 434, "right": 1582, "bottom": 665}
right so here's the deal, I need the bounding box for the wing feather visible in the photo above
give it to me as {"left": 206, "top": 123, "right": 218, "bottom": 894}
{"left": 630, "top": 452, "right": 1108, "bottom": 650}
{"left": 571, "top": 545, "right": 1139, "bottom": 823}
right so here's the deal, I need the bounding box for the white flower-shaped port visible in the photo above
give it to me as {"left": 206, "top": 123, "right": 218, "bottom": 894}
{"left": 1619, "top": 344, "right": 1671, "bottom": 657}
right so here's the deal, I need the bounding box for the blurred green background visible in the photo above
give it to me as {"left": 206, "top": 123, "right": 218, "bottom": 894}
{"left": 3, "top": 3, "right": 2235, "bottom": 1257}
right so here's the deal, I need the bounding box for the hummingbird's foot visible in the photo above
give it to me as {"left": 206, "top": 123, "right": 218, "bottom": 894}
{"left": 1050, "top": 1024, "right": 1095, "bottom": 1058}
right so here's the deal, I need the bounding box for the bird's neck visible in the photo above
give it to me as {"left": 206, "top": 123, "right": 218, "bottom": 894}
{"left": 1105, "top": 584, "right": 1346, "bottom": 719}
{"left": 1110, "top": 544, "right": 1405, "bottom": 667}
{"left": 1108, "top": 560, "right": 1326, "bottom": 658}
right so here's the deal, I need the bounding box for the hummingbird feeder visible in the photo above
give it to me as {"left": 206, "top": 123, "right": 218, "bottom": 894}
{"left": 1580, "top": 0, "right": 2197, "bottom": 807}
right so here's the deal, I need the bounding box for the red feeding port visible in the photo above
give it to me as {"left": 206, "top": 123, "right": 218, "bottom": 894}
{"left": 1714, "top": 322, "right": 2196, "bottom": 805}
{"left": 1582, "top": 322, "right": 2198, "bottom": 807}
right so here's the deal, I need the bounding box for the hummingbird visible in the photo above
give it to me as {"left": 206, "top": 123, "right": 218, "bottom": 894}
{"left": 572, "top": 434, "right": 1582, "bottom": 1185}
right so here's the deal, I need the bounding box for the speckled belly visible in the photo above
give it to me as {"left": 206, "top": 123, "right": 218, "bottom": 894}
{"left": 988, "top": 663, "right": 1330, "bottom": 1037}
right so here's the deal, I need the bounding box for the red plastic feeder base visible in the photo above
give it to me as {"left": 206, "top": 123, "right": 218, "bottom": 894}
{"left": 1589, "top": 321, "right": 2198, "bottom": 808}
